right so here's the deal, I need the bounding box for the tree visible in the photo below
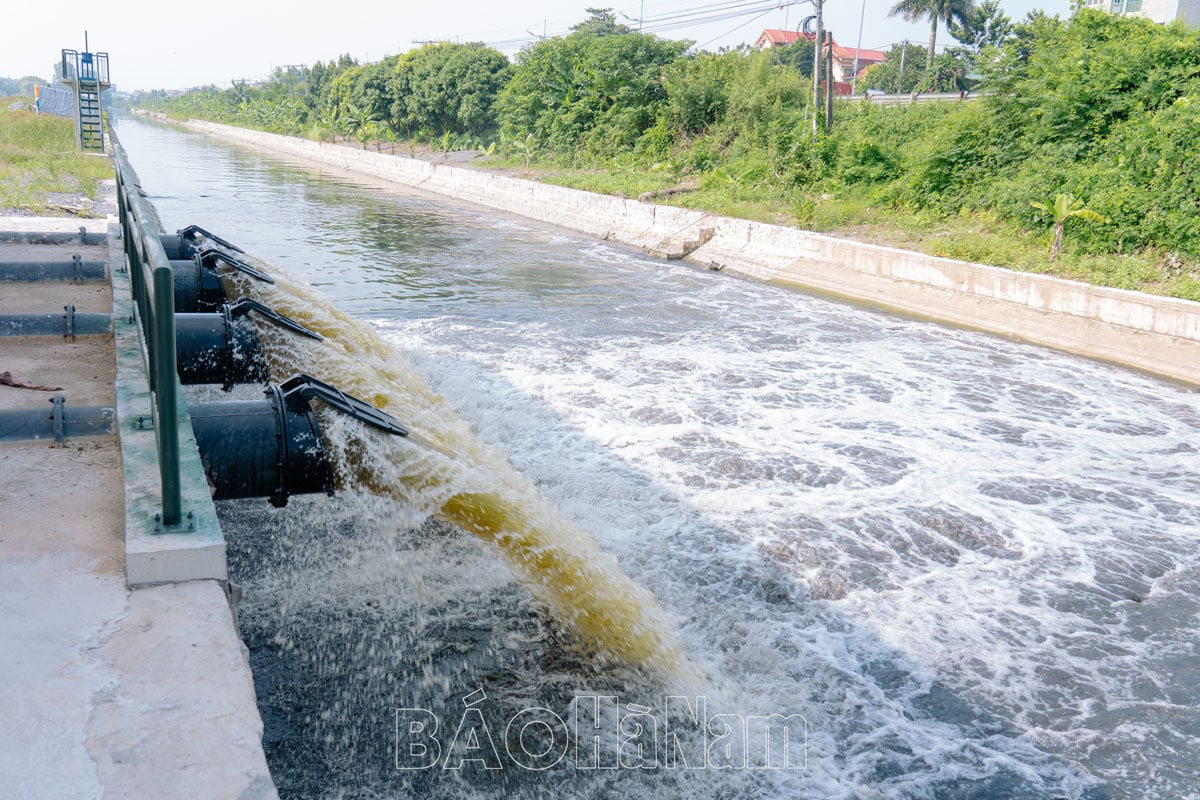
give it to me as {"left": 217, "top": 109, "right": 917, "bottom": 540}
{"left": 660, "top": 51, "right": 743, "bottom": 135}
{"left": 392, "top": 43, "right": 512, "bottom": 139}
{"left": 889, "top": 0, "right": 976, "bottom": 69}
{"left": 17, "top": 75, "right": 48, "bottom": 97}
{"left": 496, "top": 28, "right": 689, "bottom": 157}
{"left": 949, "top": 0, "right": 1013, "bottom": 52}
{"left": 305, "top": 61, "right": 328, "bottom": 111}
{"left": 915, "top": 50, "right": 975, "bottom": 92}
{"left": 570, "top": 8, "right": 632, "bottom": 37}
{"left": 1030, "top": 193, "right": 1106, "bottom": 259}
{"left": 859, "top": 42, "right": 928, "bottom": 93}
{"left": 768, "top": 38, "right": 815, "bottom": 79}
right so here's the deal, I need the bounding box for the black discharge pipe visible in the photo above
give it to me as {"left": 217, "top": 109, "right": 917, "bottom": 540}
{"left": 189, "top": 374, "right": 408, "bottom": 507}
{"left": 159, "top": 235, "right": 193, "bottom": 261}
{"left": 0, "top": 228, "right": 101, "bottom": 246}
{"left": 160, "top": 225, "right": 245, "bottom": 260}
{"left": 172, "top": 249, "right": 275, "bottom": 313}
{"left": 0, "top": 398, "right": 115, "bottom": 443}
{"left": 176, "top": 299, "right": 321, "bottom": 388}
{"left": 0, "top": 259, "right": 107, "bottom": 282}
{"left": 171, "top": 257, "right": 228, "bottom": 312}
{"left": 0, "top": 311, "right": 112, "bottom": 338}
{"left": 190, "top": 384, "right": 332, "bottom": 507}
{"left": 175, "top": 312, "right": 267, "bottom": 388}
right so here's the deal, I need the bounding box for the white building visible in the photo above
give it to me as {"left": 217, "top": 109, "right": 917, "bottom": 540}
{"left": 1085, "top": 0, "right": 1200, "bottom": 26}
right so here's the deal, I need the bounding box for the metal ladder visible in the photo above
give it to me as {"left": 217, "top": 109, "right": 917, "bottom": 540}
{"left": 60, "top": 48, "right": 110, "bottom": 152}
{"left": 77, "top": 79, "right": 103, "bottom": 150}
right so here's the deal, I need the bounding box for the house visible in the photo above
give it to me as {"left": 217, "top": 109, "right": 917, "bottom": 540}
{"left": 754, "top": 29, "right": 887, "bottom": 94}
{"left": 1084, "top": 0, "right": 1200, "bottom": 24}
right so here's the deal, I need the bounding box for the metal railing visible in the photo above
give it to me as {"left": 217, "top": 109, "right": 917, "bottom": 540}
{"left": 111, "top": 127, "right": 183, "bottom": 526}
{"left": 61, "top": 49, "right": 111, "bottom": 87}
{"left": 854, "top": 91, "right": 985, "bottom": 106}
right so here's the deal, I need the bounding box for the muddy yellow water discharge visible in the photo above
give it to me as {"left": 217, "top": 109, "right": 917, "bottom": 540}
{"left": 229, "top": 265, "right": 695, "bottom": 679}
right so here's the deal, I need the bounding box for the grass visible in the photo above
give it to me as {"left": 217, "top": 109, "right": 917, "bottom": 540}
{"left": 0, "top": 101, "right": 113, "bottom": 215}
{"left": 494, "top": 157, "right": 1200, "bottom": 303}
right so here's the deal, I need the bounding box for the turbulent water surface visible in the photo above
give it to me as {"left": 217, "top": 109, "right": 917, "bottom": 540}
{"left": 116, "top": 116, "right": 1200, "bottom": 799}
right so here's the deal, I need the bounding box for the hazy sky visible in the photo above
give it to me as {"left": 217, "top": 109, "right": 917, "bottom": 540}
{"left": 3, "top": 0, "right": 1069, "bottom": 91}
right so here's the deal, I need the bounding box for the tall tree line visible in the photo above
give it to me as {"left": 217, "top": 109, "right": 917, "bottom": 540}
{"left": 140, "top": 7, "right": 1200, "bottom": 265}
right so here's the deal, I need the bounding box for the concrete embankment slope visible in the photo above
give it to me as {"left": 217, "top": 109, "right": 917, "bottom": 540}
{"left": 181, "top": 118, "right": 1200, "bottom": 386}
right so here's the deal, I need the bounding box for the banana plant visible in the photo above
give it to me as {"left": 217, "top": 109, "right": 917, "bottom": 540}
{"left": 521, "top": 133, "right": 535, "bottom": 172}
{"left": 1029, "top": 193, "right": 1107, "bottom": 260}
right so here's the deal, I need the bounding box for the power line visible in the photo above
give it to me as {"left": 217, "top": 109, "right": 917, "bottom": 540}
{"left": 474, "top": 0, "right": 806, "bottom": 51}
{"left": 694, "top": 7, "right": 780, "bottom": 49}
{"left": 642, "top": 0, "right": 798, "bottom": 26}
{"left": 641, "top": 0, "right": 807, "bottom": 35}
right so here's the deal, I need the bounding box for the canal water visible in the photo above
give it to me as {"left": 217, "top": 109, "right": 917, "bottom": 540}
{"left": 115, "top": 115, "right": 1199, "bottom": 799}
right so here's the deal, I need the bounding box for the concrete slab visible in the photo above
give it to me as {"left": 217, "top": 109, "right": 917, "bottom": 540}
{"left": 0, "top": 235, "right": 111, "bottom": 314}
{"left": 0, "top": 443, "right": 276, "bottom": 800}
{"left": 0, "top": 241, "right": 110, "bottom": 263}
{"left": 0, "top": 338, "right": 116, "bottom": 409}
{"left": 0, "top": 280, "right": 113, "bottom": 313}
{"left": 0, "top": 217, "right": 109, "bottom": 234}
{"left": 86, "top": 580, "right": 279, "bottom": 800}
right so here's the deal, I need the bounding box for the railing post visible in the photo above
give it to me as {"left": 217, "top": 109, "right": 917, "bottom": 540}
{"left": 110, "top": 128, "right": 183, "bottom": 527}
{"left": 154, "top": 264, "right": 182, "bottom": 525}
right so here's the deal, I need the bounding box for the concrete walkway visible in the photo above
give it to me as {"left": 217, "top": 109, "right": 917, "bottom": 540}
{"left": 0, "top": 214, "right": 277, "bottom": 799}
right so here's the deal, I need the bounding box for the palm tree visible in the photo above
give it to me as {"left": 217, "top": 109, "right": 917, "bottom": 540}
{"left": 1029, "top": 193, "right": 1107, "bottom": 260}
{"left": 890, "top": 0, "right": 976, "bottom": 70}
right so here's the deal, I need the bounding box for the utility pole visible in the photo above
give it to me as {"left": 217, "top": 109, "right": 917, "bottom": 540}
{"left": 898, "top": 40, "right": 907, "bottom": 94}
{"left": 824, "top": 31, "right": 834, "bottom": 130}
{"left": 281, "top": 64, "right": 305, "bottom": 100}
{"left": 811, "top": 0, "right": 824, "bottom": 135}
{"left": 851, "top": 0, "right": 867, "bottom": 95}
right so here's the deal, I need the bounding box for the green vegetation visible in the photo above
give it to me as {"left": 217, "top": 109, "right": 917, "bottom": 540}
{"left": 0, "top": 76, "right": 51, "bottom": 98}
{"left": 1030, "top": 193, "right": 1107, "bottom": 260}
{"left": 0, "top": 103, "right": 112, "bottom": 214}
{"left": 890, "top": 0, "right": 975, "bottom": 70}
{"left": 138, "top": 7, "right": 1200, "bottom": 301}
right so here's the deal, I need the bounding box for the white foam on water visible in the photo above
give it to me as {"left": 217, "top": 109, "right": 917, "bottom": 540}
{"left": 376, "top": 243, "right": 1200, "bottom": 798}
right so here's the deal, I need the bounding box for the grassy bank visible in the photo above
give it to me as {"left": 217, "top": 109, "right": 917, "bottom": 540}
{"left": 139, "top": 107, "right": 1200, "bottom": 304}
{"left": 0, "top": 102, "right": 112, "bottom": 215}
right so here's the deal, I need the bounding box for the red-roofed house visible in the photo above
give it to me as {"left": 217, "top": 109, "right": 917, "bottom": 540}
{"left": 754, "top": 28, "right": 887, "bottom": 94}
{"left": 755, "top": 28, "right": 805, "bottom": 48}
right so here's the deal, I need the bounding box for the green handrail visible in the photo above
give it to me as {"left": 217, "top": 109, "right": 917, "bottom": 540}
{"left": 111, "top": 128, "right": 182, "bottom": 526}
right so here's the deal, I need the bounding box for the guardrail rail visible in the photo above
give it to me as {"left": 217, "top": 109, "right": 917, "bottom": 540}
{"left": 111, "top": 127, "right": 182, "bottom": 526}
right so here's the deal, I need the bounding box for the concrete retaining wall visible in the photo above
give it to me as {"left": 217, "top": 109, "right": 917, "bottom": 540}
{"left": 180, "top": 118, "right": 1200, "bottom": 386}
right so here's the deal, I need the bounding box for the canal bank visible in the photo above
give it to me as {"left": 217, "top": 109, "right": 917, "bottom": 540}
{"left": 169, "top": 115, "right": 1200, "bottom": 387}
{"left": 0, "top": 209, "right": 277, "bottom": 799}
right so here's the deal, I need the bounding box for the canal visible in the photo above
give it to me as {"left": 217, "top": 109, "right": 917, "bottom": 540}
{"left": 115, "top": 114, "right": 1199, "bottom": 799}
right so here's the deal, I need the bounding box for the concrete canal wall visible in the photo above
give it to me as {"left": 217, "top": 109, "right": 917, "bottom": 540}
{"left": 178, "top": 117, "right": 1200, "bottom": 387}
